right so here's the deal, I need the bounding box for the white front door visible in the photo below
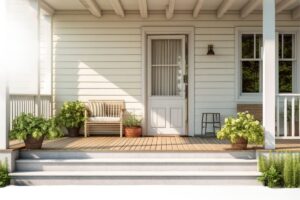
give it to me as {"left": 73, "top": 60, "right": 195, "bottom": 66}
{"left": 147, "top": 35, "right": 187, "bottom": 135}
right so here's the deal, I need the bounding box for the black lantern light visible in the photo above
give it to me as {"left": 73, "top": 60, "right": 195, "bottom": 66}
{"left": 207, "top": 44, "right": 215, "bottom": 55}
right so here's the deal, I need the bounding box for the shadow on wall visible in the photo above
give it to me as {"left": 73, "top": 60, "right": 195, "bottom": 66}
{"left": 53, "top": 33, "right": 143, "bottom": 117}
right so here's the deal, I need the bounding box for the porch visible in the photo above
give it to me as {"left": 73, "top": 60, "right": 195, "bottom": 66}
{"left": 1, "top": 0, "right": 300, "bottom": 153}
{"left": 9, "top": 137, "right": 300, "bottom": 152}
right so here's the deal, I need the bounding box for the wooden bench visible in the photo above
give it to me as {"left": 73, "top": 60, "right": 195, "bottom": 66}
{"left": 84, "top": 100, "right": 125, "bottom": 137}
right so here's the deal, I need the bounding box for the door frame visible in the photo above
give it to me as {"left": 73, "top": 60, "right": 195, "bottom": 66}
{"left": 141, "top": 27, "right": 195, "bottom": 136}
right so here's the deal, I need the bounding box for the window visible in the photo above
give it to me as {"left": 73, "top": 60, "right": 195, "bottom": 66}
{"left": 278, "top": 34, "right": 295, "bottom": 93}
{"left": 240, "top": 34, "right": 262, "bottom": 93}
{"left": 239, "top": 32, "right": 297, "bottom": 97}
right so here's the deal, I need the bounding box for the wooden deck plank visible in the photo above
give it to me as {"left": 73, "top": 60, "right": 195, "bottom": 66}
{"left": 132, "top": 137, "right": 141, "bottom": 151}
{"left": 140, "top": 137, "right": 149, "bottom": 151}
{"left": 110, "top": 137, "right": 128, "bottom": 151}
{"left": 170, "top": 136, "right": 178, "bottom": 151}
{"left": 150, "top": 137, "right": 157, "bottom": 151}
{"left": 166, "top": 137, "right": 173, "bottom": 151}
{"left": 144, "top": 136, "right": 153, "bottom": 151}
{"left": 11, "top": 136, "right": 300, "bottom": 152}
{"left": 161, "top": 137, "right": 167, "bottom": 151}
{"left": 121, "top": 138, "right": 135, "bottom": 151}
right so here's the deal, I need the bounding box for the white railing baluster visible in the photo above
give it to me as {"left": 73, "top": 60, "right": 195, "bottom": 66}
{"left": 276, "top": 97, "right": 280, "bottom": 137}
{"left": 292, "top": 97, "right": 295, "bottom": 137}
{"left": 9, "top": 94, "right": 52, "bottom": 129}
{"left": 276, "top": 94, "right": 300, "bottom": 138}
{"left": 284, "top": 97, "right": 288, "bottom": 137}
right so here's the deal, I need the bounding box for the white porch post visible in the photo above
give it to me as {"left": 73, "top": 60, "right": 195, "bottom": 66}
{"left": 0, "top": 81, "right": 10, "bottom": 150}
{"left": 0, "top": 0, "right": 9, "bottom": 150}
{"left": 263, "top": 0, "right": 276, "bottom": 149}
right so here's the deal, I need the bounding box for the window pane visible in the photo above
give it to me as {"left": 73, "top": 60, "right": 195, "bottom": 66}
{"left": 242, "top": 61, "right": 260, "bottom": 93}
{"left": 256, "top": 34, "right": 262, "bottom": 59}
{"left": 151, "top": 39, "right": 182, "bottom": 96}
{"left": 283, "top": 34, "right": 294, "bottom": 59}
{"left": 279, "top": 61, "right": 293, "bottom": 93}
{"left": 279, "top": 34, "right": 283, "bottom": 59}
{"left": 242, "top": 34, "right": 254, "bottom": 58}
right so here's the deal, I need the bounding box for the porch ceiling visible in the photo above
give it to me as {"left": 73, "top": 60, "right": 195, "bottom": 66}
{"left": 43, "top": 0, "right": 300, "bottom": 19}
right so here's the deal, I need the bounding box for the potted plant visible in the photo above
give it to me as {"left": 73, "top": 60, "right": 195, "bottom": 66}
{"left": 58, "top": 101, "right": 86, "bottom": 137}
{"left": 10, "top": 113, "right": 63, "bottom": 149}
{"left": 123, "top": 113, "right": 142, "bottom": 137}
{"left": 217, "top": 112, "right": 264, "bottom": 150}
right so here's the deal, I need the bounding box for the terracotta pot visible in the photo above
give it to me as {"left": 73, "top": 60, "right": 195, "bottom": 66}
{"left": 67, "top": 127, "right": 81, "bottom": 137}
{"left": 24, "top": 135, "right": 45, "bottom": 149}
{"left": 231, "top": 137, "right": 248, "bottom": 150}
{"left": 124, "top": 127, "right": 142, "bottom": 137}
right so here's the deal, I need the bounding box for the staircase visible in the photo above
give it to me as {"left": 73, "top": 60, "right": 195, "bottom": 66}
{"left": 10, "top": 150, "right": 261, "bottom": 185}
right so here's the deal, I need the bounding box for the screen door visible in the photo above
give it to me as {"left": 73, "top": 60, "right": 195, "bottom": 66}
{"left": 147, "top": 35, "right": 186, "bottom": 135}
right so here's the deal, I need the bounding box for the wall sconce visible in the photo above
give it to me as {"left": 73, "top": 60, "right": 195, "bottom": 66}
{"left": 207, "top": 44, "right": 215, "bottom": 55}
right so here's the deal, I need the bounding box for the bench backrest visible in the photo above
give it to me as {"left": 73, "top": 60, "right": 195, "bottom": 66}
{"left": 87, "top": 100, "right": 125, "bottom": 118}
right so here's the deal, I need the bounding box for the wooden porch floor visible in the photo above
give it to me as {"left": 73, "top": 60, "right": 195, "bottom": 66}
{"left": 9, "top": 136, "right": 300, "bottom": 152}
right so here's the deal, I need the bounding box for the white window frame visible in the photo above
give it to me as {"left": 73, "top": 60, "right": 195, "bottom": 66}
{"left": 277, "top": 32, "right": 297, "bottom": 94}
{"left": 235, "top": 27, "right": 300, "bottom": 103}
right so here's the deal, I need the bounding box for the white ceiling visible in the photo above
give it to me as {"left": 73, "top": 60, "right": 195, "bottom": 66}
{"left": 44, "top": 0, "right": 300, "bottom": 11}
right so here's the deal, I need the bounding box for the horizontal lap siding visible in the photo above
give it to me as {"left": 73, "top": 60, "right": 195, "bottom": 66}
{"left": 195, "top": 27, "right": 236, "bottom": 135}
{"left": 53, "top": 18, "right": 142, "bottom": 115}
{"left": 53, "top": 12, "right": 300, "bottom": 135}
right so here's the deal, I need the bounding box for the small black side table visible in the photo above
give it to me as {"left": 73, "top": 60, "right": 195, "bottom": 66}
{"left": 201, "top": 113, "right": 221, "bottom": 136}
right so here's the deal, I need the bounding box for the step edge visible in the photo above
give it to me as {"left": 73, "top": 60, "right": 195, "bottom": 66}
{"left": 10, "top": 171, "right": 261, "bottom": 177}
{"left": 16, "top": 159, "right": 258, "bottom": 164}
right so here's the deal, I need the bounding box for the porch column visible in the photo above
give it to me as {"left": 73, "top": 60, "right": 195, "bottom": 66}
{"left": 263, "top": 0, "right": 276, "bottom": 149}
{"left": 0, "top": 0, "right": 9, "bottom": 150}
{"left": 0, "top": 81, "right": 10, "bottom": 150}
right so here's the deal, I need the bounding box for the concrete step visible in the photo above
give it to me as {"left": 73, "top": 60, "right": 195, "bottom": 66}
{"left": 10, "top": 170, "right": 261, "bottom": 185}
{"left": 16, "top": 158, "right": 258, "bottom": 171}
{"left": 19, "top": 150, "right": 257, "bottom": 159}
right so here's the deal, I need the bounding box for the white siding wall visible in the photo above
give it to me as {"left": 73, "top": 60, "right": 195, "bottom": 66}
{"left": 53, "top": 12, "right": 300, "bottom": 135}
{"left": 7, "top": 0, "right": 39, "bottom": 94}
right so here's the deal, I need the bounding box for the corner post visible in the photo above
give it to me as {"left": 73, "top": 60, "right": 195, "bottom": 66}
{"left": 0, "top": 80, "right": 10, "bottom": 150}
{"left": 263, "top": 0, "right": 276, "bottom": 149}
{"left": 0, "top": 0, "right": 9, "bottom": 150}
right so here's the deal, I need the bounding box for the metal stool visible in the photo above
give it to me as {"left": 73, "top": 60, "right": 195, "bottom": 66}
{"left": 201, "top": 113, "right": 221, "bottom": 136}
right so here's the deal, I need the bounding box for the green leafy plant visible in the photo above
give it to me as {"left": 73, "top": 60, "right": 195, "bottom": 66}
{"left": 58, "top": 101, "right": 86, "bottom": 128}
{"left": 10, "top": 113, "right": 63, "bottom": 140}
{"left": 0, "top": 161, "right": 10, "bottom": 187}
{"left": 258, "top": 165, "right": 283, "bottom": 188}
{"left": 123, "top": 113, "right": 142, "bottom": 128}
{"left": 258, "top": 153, "right": 300, "bottom": 188}
{"left": 217, "top": 112, "right": 264, "bottom": 144}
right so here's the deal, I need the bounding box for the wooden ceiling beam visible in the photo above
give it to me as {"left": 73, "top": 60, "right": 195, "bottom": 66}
{"left": 138, "top": 0, "right": 148, "bottom": 18}
{"left": 193, "top": 0, "right": 204, "bottom": 18}
{"left": 276, "top": 0, "right": 297, "bottom": 13}
{"left": 292, "top": 6, "right": 300, "bottom": 19}
{"left": 166, "top": 0, "right": 176, "bottom": 19}
{"left": 217, "top": 0, "right": 235, "bottom": 18}
{"left": 79, "top": 0, "right": 101, "bottom": 17}
{"left": 240, "top": 0, "right": 262, "bottom": 18}
{"left": 110, "top": 0, "right": 125, "bottom": 17}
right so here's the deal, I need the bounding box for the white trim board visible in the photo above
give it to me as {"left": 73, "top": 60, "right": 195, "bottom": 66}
{"left": 141, "top": 27, "right": 195, "bottom": 136}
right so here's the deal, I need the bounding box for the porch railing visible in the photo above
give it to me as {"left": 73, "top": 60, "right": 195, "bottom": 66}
{"left": 276, "top": 94, "right": 300, "bottom": 138}
{"left": 10, "top": 94, "right": 52, "bottom": 129}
